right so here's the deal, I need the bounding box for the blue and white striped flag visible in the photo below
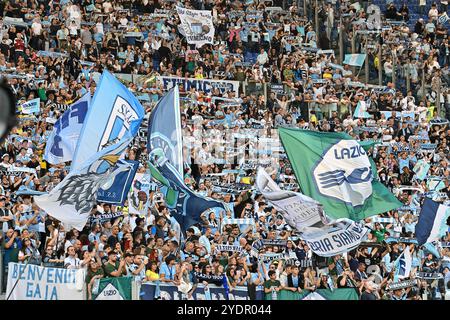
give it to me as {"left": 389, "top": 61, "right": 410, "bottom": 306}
{"left": 416, "top": 198, "right": 450, "bottom": 246}
{"left": 343, "top": 54, "right": 366, "bottom": 67}
{"left": 413, "top": 159, "right": 430, "bottom": 181}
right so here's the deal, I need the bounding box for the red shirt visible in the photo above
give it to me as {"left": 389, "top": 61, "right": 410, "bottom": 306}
{"left": 14, "top": 38, "right": 25, "bottom": 52}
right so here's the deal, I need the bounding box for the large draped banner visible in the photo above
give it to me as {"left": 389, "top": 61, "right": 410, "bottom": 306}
{"left": 6, "top": 263, "right": 85, "bottom": 300}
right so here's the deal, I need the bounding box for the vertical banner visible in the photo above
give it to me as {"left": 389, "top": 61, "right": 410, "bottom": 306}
{"left": 6, "top": 263, "right": 85, "bottom": 300}
{"left": 128, "top": 172, "right": 152, "bottom": 216}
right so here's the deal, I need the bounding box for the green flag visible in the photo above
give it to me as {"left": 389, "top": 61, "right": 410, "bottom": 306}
{"left": 92, "top": 277, "right": 132, "bottom": 300}
{"left": 278, "top": 128, "right": 402, "bottom": 221}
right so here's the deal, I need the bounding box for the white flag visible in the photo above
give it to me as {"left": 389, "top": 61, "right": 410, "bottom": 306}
{"left": 256, "top": 168, "right": 368, "bottom": 257}
{"left": 256, "top": 167, "right": 328, "bottom": 230}
{"left": 176, "top": 6, "right": 215, "bottom": 47}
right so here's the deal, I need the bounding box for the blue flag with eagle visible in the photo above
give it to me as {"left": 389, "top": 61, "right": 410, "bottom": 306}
{"left": 278, "top": 128, "right": 402, "bottom": 221}
{"left": 147, "top": 86, "right": 226, "bottom": 231}
{"left": 35, "top": 136, "right": 135, "bottom": 231}
{"left": 35, "top": 72, "right": 145, "bottom": 231}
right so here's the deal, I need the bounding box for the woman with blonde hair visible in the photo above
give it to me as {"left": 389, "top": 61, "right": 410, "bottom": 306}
{"left": 303, "top": 267, "right": 318, "bottom": 291}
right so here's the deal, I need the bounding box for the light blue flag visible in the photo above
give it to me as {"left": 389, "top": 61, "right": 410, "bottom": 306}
{"left": 71, "top": 70, "right": 145, "bottom": 173}
{"left": 353, "top": 100, "right": 371, "bottom": 119}
{"left": 343, "top": 54, "right": 366, "bottom": 67}
{"left": 427, "top": 178, "right": 446, "bottom": 192}
{"left": 44, "top": 93, "right": 90, "bottom": 164}
{"left": 413, "top": 159, "right": 430, "bottom": 181}
{"left": 423, "top": 242, "right": 441, "bottom": 259}
{"left": 20, "top": 98, "right": 40, "bottom": 114}
{"left": 15, "top": 188, "right": 48, "bottom": 196}
{"left": 147, "top": 86, "right": 183, "bottom": 175}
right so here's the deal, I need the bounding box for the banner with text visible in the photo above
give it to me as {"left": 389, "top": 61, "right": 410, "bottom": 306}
{"left": 158, "top": 76, "right": 239, "bottom": 96}
{"left": 6, "top": 263, "right": 85, "bottom": 300}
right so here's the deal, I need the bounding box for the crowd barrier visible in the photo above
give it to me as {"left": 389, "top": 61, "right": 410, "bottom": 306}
{"left": 140, "top": 282, "right": 263, "bottom": 300}
{"left": 139, "top": 282, "right": 359, "bottom": 300}
{"left": 5, "top": 262, "right": 359, "bottom": 300}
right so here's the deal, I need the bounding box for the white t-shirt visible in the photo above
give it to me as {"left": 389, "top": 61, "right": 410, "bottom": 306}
{"left": 31, "top": 22, "right": 42, "bottom": 36}
{"left": 64, "top": 256, "right": 81, "bottom": 269}
{"left": 96, "top": 22, "right": 104, "bottom": 35}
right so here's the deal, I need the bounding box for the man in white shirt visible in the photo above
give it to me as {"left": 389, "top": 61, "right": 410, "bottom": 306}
{"left": 64, "top": 246, "right": 81, "bottom": 269}
{"left": 198, "top": 227, "right": 212, "bottom": 254}
{"left": 31, "top": 17, "right": 43, "bottom": 37}
{"left": 256, "top": 48, "right": 269, "bottom": 66}
{"left": 196, "top": 143, "right": 211, "bottom": 166}
{"left": 428, "top": 4, "right": 439, "bottom": 21}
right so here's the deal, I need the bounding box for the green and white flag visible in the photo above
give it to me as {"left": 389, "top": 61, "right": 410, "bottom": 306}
{"left": 278, "top": 128, "right": 402, "bottom": 221}
{"left": 92, "top": 277, "right": 132, "bottom": 300}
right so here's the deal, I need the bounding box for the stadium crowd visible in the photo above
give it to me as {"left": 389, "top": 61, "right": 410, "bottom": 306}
{"left": 0, "top": 0, "right": 450, "bottom": 300}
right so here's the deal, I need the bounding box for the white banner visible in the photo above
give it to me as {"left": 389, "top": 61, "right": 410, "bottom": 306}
{"left": 6, "top": 263, "right": 85, "bottom": 300}
{"left": 256, "top": 168, "right": 368, "bottom": 257}
{"left": 301, "top": 219, "right": 369, "bottom": 257}
{"left": 128, "top": 173, "right": 152, "bottom": 216}
{"left": 256, "top": 168, "right": 328, "bottom": 229}
{"left": 214, "top": 244, "right": 243, "bottom": 253}
{"left": 0, "top": 166, "right": 37, "bottom": 176}
{"left": 176, "top": 6, "right": 215, "bottom": 47}
{"left": 158, "top": 76, "right": 239, "bottom": 96}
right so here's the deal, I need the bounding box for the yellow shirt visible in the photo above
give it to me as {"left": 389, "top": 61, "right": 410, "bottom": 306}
{"left": 374, "top": 56, "right": 379, "bottom": 69}
{"left": 146, "top": 270, "right": 160, "bottom": 281}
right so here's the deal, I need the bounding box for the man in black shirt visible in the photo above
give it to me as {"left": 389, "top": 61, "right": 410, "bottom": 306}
{"left": 0, "top": 196, "right": 14, "bottom": 232}
{"left": 107, "top": 224, "right": 120, "bottom": 249}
